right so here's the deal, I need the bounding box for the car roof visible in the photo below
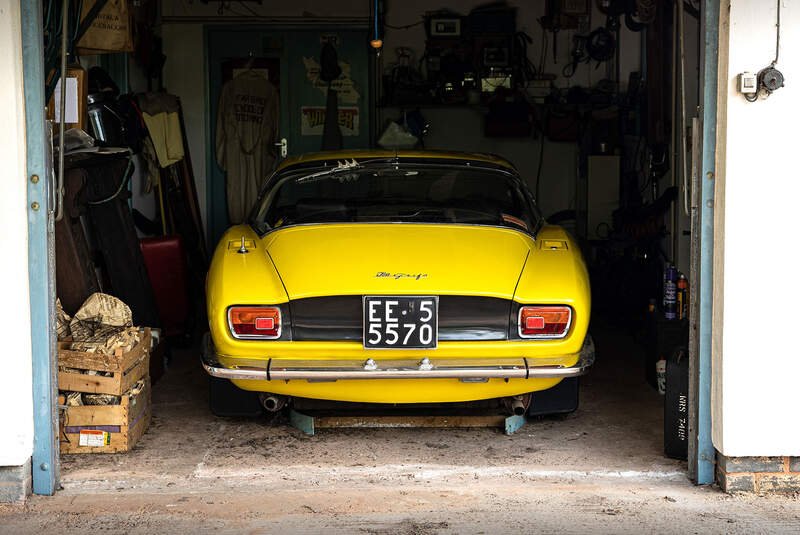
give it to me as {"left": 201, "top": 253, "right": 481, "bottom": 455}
{"left": 275, "top": 150, "right": 516, "bottom": 172}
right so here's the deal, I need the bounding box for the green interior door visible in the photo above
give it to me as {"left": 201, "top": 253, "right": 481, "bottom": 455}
{"left": 206, "top": 26, "right": 370, "bottom": 248}
{"left": 283, "top": 30, "right": 371, "bottom": 156}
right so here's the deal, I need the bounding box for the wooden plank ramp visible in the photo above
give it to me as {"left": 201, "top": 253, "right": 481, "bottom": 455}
{"left": 289, "top": 410, "right": 525, "bottom": 436}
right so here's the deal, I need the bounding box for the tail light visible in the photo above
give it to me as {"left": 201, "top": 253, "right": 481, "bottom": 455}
{"left": 518, "top": 306, "right": 572, "bottom": 339}
{"left": 228, "top": 306, "right": 281, "bottom": 339}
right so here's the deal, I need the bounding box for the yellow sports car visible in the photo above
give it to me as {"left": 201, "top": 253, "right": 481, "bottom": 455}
{"left": 202, "top": 150, "right": 593, "bottom": 415}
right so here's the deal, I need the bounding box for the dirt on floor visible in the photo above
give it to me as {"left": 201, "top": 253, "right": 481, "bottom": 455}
{"left": 1, "top": 326, "right": 798, "bottom": 534}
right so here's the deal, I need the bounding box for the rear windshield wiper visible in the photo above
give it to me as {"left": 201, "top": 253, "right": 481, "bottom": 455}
{"left": 295, "top": 157, "right": 411, "bottom": 184}
{"left": 296, "top": 159, "right": 363, "bottom": 184}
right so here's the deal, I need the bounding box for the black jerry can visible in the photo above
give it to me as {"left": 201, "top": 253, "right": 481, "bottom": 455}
{"left": 664, "top": 347, "right": 689, "bottom": 460}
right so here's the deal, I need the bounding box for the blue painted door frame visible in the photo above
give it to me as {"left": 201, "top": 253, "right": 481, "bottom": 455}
{"left": 21, "top": 0, "right": 59, "bottom": 495}
{"left": 695, "top": 0, "right": 719, "bottom": 485}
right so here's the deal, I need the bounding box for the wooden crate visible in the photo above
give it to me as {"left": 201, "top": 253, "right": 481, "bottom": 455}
{"left": 58, "top": 328, "right": 150, "bottom": 395}
{"left": 59, "top": 376, "right": 151, "bottom": 454}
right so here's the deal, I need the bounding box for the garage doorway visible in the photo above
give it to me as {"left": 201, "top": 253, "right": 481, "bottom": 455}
{"left": 23, "top": 1, "right": 720, "bottom": 498}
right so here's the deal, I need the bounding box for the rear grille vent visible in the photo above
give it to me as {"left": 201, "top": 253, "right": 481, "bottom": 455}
{"left": 290, "top": 296, "right": 511, "bottom": 341}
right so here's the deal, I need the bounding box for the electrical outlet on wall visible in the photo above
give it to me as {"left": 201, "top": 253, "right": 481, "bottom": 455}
{"left": 737, "top": 72, "right": 757, "bottom": 95}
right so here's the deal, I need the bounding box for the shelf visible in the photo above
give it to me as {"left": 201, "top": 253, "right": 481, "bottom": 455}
{"left": 377, "top": 103, "right": 488, "bottom": 110}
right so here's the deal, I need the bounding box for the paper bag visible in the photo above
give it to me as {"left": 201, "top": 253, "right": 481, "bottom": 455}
{"left": 76, "top": 0, "right": 133, "bottom": 54}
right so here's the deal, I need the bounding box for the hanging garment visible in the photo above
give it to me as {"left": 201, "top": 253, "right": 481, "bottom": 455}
{"left": 138, "top": 92, "right": 185, "bottom": 168}
{"left": 319, "top": 42, "right": 343, "bottom": 151}
{"left": 215, "top": 70, "right": 279, "bottom": 224}
{"left": 321, "top": 85, "right": 343, "bottom": 151}
{"left": 140, "top": 136, "right": 160, "bottom": 193}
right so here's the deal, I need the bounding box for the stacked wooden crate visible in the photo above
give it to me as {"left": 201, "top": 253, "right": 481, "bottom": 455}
{"left": 58, "top": 328, "right": 152, "bottom": 453}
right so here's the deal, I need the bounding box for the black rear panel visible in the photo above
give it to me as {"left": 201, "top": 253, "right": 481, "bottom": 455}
{"left": 290, "top": 295, "right": 511, "bottom": 341}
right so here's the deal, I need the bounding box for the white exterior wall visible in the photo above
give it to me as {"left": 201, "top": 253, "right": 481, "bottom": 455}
{"left": 713, "top": 0, "right": 800, "bottom": 456}
{"left": 0, "top": 0, "right": 34, "bottom": 466}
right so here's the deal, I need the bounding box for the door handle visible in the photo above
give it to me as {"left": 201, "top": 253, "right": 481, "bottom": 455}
{"left": 274, "top": 138, "right": 287, "bottom": 158}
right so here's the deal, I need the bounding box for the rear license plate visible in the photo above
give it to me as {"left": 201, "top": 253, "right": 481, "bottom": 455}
{"left": 363, "top": 296, "right": 438, "bottom": 349}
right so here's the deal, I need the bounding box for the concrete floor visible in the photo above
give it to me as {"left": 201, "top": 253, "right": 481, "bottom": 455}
{"left": 1, "top": 326, "right": 798, "bottom": 533}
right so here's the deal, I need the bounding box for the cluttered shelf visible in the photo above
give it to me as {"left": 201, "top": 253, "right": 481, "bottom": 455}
{"left": 377, "top": 103, "right": 488, "bottom": 110}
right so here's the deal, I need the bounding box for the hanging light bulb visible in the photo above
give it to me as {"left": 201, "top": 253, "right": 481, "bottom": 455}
{"left": 370, "top": 0, "right": 383, "bottom": 50}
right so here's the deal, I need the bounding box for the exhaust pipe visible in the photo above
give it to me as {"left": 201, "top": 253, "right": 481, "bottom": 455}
{"left": 502, "top": 393, "right": 531, "bottom": 416}
{"left": 259, "top": 393, "right": 287, "bottom": 412}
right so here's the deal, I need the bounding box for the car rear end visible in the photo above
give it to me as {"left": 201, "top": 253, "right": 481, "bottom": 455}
{"left": 202, "top": 154, "right": 593, "bottom": 405}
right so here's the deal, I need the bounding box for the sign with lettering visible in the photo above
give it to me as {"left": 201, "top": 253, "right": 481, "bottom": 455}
{"left": 234, "top": 94, "right": 269, "bottom": 125}
{"left": 300, "top": 106, "right": 359, "bottom": 136}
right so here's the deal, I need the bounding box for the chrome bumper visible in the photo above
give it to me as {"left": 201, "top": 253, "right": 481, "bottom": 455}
{"left": 201, "top": 335, "right": 594, "bottom": 382}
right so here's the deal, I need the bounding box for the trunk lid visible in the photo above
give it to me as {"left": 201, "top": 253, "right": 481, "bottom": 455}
{"left": 264, "top": 224, "right": 532, "bottom": 300}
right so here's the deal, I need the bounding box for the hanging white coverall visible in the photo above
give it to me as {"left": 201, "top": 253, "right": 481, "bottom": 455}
{"left": 215, "top": 70, "right": 279, "bottom": 224}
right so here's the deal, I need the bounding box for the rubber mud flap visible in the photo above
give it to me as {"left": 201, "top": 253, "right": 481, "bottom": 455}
{"left": 527, "top": 377, "right": 579, "bottom": 416}
{"left": 208, "top": 376, "right": 263, "bottom": 418}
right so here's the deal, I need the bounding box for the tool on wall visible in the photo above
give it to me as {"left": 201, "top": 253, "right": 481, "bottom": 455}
{"left": 595, "top": 0, "right": 623, "bottom": 31}
{"left": 562, "top": 27, "right": 616, "bottom": 78}
{"left": 469, "top": 4, "right": 517, "bottom": 96}
{"left": 540, "top": 0, "right": 590, "bottom": 64}
{"left": 202, "top": 0, "right": 263, "bottom": 16}
{"left": 624, "top": 0, "right": 656, "bottom": 32}
{"left": 738, "top": 0, "right": 784, "bottom": 102}
{"left": 595, "top": 0, "right": 655, "bottom": 33}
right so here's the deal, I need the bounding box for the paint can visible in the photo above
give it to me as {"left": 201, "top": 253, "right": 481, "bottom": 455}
{"left": 663, "top": 264, "right": 678, "bottom": 320}
{"left": 656, "top": 357, "right": 667, "bottom": 395}
{"left": 677, "top": 274, "right": 689, "bottom": 320}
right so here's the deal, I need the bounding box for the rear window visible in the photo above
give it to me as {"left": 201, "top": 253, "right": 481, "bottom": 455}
{"left": 253, "top": 164, "right": 541, "bottom": 233}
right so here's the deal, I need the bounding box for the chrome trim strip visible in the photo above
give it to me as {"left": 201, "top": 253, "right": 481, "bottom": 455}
{"left": 201, "top": 335, "right": 595, "bottom": 381}
{"left": 270, "top": 367, "right": 529, "bottom": 380}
